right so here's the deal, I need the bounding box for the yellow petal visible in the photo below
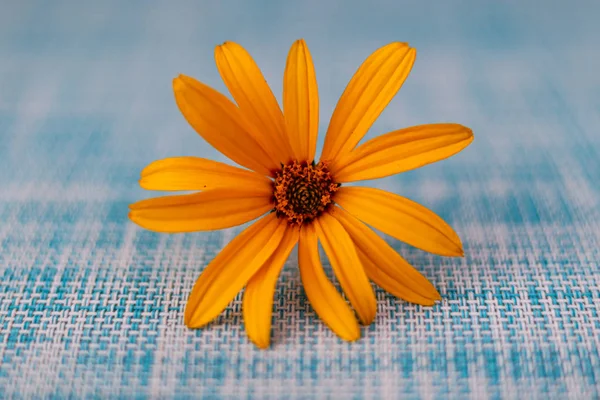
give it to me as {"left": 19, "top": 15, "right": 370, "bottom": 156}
{"left": 330, "top": 206, "right": 441, "bottom": 305}
{"left": 243, "top": 225, "right": 299, "bottom": 348}
{"left": 215, "top": 42, "right": 294, "bottom": 163}
{"left": 315, "top": 213, "right": 377, "bottom": 325}
{"left": 331, "top": 124, "right": 474, "bottom": 182}
{"left": 334, "top": 186, "right": 463, "bottom": 257}
{"left": 139, "top": 156, "right": 274, "bottom": 192}
{"left": 320, "top": 43, "right": 416, "bottom": 162}
{"left": 359, "top": 254, "right": 437, "bottom": 305}
{"left": 185, "top": 213, "right": 287, "bottom": 328}
{"left": 283, "top": 39, "right": 319, "bottom": 162}
{"left": 298, "top": 223, "right": 360, "bottom": 341}
{"left": 173, "top": 74, "right": 277, "bottom": 176}
{"left": 128, "top": 189, "right": 272, "bottom": 233}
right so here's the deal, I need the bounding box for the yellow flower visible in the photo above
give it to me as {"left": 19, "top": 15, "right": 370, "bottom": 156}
{"left": 129, "top": 39, "right": 473, "bottom": 348}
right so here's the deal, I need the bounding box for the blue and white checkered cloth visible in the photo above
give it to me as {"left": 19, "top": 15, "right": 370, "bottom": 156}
{"left": 1, "top": 0, "right": 599, "bottom": 398}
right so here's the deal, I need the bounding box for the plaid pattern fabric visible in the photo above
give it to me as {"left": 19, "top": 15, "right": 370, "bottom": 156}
{"left": 1, "top": 1, "right": 599, "bottom": 398}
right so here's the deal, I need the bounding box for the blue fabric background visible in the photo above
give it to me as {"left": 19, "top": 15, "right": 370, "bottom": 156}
{"left": 1, "top": 0, "right": 599, "bottom": 398}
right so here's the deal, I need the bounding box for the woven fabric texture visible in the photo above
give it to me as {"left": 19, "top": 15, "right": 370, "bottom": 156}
{"left": 1, "top": 1, "right": 599, "bottom": 398}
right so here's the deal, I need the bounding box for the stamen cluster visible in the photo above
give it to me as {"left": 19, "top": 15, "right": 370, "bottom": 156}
{"left": 273, "top": 161, "right": 339, "bottom": 225}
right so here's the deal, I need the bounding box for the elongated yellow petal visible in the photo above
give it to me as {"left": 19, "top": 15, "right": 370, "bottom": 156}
{"left": 331, "top": 124, "right": 474, "bottom": 182}
{"left": 315, "top": 213, "right": 377, "bottom": 325}
{"left": 173, "top": 74, "right": 277, "bottom": 176}
{"left": 330, "top": 206, "right": 441, "bottom": 305}
{"left": 334, "top": 187, "right": 463, "bottom": 256}
{"left": 298, "top": 223, "right": 360, "bottom": 341}
{"left": 243, "top": 225, "right": 299, "bottom": 348}
{"left": 321, "top": 43, "right": 416, "bottom": 162}
{"left": 215, "top": 42, "right": 294, "bottom": 163}
{"left": 283, "top": 39, "right": 319, "bottom": 162}
{"left": 359, "top": 253, "right": 436, "bottom": 305}
{"left": 128, "top": 189, "right": 272, "bottom": 233}
{"left": 185, "top": 213, "right": 287, "bottom": 328}
{"left": 139, "top": 156, "right": 274, "bottom": 192}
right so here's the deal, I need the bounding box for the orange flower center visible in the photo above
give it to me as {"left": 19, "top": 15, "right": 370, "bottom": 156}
{"left": 273, "top": 161, "right": 339, "bottom": 225}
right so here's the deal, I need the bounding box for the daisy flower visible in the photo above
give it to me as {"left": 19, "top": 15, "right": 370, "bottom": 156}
{"left": 129, "top": 39, "right": 473, "bottom": 348}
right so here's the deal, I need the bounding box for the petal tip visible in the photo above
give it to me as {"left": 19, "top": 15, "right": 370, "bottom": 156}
{"left": 450, "top": 235, "right": 465, "bottom": 257}
{"left": 128, "top": 199, "right": 149, "bottom": 211}
{"left": 216, "top": 41, "right": 243, "bottom": 55}
{"left": 357, "top": 303, "right": 377, "bottom": 326}
{"left": 461, "top": 126, "right": 474, "bottom": 141}
{"left": 185, "top": 319, "right": 203, "bottom": 329}
{"left": 173, "top": 74, "right": 194, "bottom": 88}
{"left": 172, "top": 75, "right": 185, "bottom": 90}
{"left": 388, "top": 41, "right": 409, "bottom": 49}
{"left": 359, "top": 314, "right": 376, "bottom": 326}
{"left": 184, "top": 309, "right": 207, "bottom": 329}
{"left": 451, "top": 249, "right": 465, "bottom": 258}
{"left": 249, "top": 336, "right": 270, "bottom": 349}
{"left": 184, "top": 299, "right": 198, "bottom": 326}
{"left": 138, "top": 178, "right": 148, "bottom": 189}
{"left": 336, "top": 322, "right": 361, "bottom": 342}
{"left": 183, "top": 310, "right": 192, "bottom": 327}
{"left": 345, "top": 331, "right": 361, "bottom": 342}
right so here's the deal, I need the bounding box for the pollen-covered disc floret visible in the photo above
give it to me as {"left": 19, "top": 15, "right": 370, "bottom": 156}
{"left": 273, "top": 161, "right": 339, "bottom": 225}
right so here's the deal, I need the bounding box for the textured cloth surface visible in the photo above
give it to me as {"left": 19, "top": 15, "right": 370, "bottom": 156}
{"left": 1, "top": 1, "right": 600, "bottom": 399}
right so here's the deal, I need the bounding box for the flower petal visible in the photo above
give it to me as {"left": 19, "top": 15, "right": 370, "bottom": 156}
{"left": 139, "top": 157, "right": 274, "bottom": 192}
{"left": 359, "top": 254, "right": 437, "bottom": 305}
{"left": 320, "top": 43, "right": 416, "bottom": 162}
{"left": 331, "top": 124, "right": 474, "bottom": 182}
{"left": 283, "top": 39, "right": 319, "bottom": 162}
{"left": 298, "top": 223, "right": 360, "bottom": 341}
{"left": 215, "top": 42, "right": 294, "bottom": 163}
{"left": 185, "top": 213, "right": 287, "bottom": 328}
{"left": 243, "top": 225, "right": 299, "bottom": 348}
{"left": 173, "top": 74, "right": 277, "bottom": 176}
{"left": 334, "top": 186, "right": 463, "bottom": 257}
{"left": 315, "top": 213, "right": 377, "bottom": 325}
{"left": 330, "top": 206, "right": 441, "bottom": 305}
{"left": 128, "top": 189, "right": 272, "bottom": 233}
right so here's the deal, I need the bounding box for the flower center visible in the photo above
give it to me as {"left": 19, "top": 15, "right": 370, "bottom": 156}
{"left": 273, "top": 161, "right": 339, "bottom": 225}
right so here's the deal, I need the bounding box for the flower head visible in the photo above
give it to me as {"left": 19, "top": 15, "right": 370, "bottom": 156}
{"left": 129, "top": 39, "right": 473, "bottom": 348}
